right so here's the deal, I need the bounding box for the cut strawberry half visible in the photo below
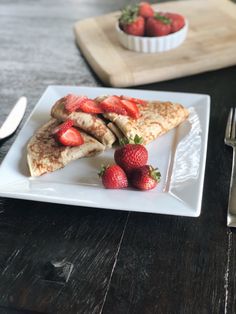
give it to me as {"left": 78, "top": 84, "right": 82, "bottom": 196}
{"left": 52, "top": 119, "right": 74, "bottom": 136}
{"left": 120, "top": 99, "right": 140, "bottom": 119}
{"left": 64, "top": 94, "right": 88, "bottom": 113}
{"left": 56, "top": 127, "right": 84, "bottom": 146}
{"left": 79, "top": 99, "right": 104, "bottom": 114}
{"left": 121, "top": 95, "right": 147, "bottom": 105}
{"left": 100, "top": 96, "right": 127, "bottom": 115}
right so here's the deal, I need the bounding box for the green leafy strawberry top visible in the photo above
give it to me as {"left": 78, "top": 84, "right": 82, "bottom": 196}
{"left": 148, "top": 166, "right": 161, "bottom": 183}
{"left": 119, "top": 5, "right": 139, "bottom": 25}
{"left": 119, "top": 134, "right": 143, "bottom": 146}
{"left": 154, "top": 13, "right": 171, "bottom": 24}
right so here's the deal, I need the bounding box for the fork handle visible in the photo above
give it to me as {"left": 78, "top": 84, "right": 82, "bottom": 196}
{"left": 227, "top": 147, "right": 236, "bottom": 226}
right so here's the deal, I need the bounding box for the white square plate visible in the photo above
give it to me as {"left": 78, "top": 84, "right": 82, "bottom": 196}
{"left": 0, "top": 86, "right": 210, "bottom": 217}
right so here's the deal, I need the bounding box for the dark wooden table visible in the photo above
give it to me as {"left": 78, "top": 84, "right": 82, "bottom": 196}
{"left": 1, "top": 0, "right": 236, "bottom": 313}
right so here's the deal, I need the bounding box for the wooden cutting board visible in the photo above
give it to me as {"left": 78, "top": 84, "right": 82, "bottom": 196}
{"left": 74, "top": 0, "right": 236, "bottom": 87}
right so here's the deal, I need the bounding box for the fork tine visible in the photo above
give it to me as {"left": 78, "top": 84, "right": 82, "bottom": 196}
{"left": 226, "top": 108, "right": 233, "bottom": 139}
{"left": 232, "top": 108, "right": 236, "bottom": 139}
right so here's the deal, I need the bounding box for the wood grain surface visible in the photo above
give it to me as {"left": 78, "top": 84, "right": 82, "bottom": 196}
{"left": 74, "top": 0, "right": 236, "bottom": 87}
{"left": 1, "top": 0, "right": 236, "bottom": 313}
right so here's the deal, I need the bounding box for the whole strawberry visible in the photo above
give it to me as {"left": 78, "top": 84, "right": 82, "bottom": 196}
{"left": 130, "top": 165, "right": 161, "bottom": 191}
{"left": 119, "top": 5, "right": 145, "bottom": 36}
{"left": 98, "top": 165, "right": 128, "bottom": 189}
{"left": 138, "top": 2, "right": 154, "bottom": 18}
{"left": 165, "top": 13, "right": 185, "bottom": 33}
{"left": 146, "top": 13, "right": 171, "bottom": 37}
{"left": 114, "top": 135, "right": 148, "bottom": 174}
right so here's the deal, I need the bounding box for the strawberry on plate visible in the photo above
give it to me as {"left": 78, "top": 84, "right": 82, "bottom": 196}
{"left": 146, "top": 13, "right": 171, "bottom": 37}
{"left": 120, "top": 99, "right": 140, "bottom": 119}
{"left": 121, "top": 95, "right": 147, "bottom": 106}
{"left": 165, "top": 13, "right": 185, "bottom": 33}
{"left": 130, "top": 165, "right": 161, "bottom": 190}
{"left": 53, "top": 120, "right": 84, "bottom": 147}
{"left": 138, "top": 2, "right": 154, "bottom": 18}
{"left": 79, "top": 99, "right": 103, "bottom": 114}
{"left": 64, "top": 94, "right": 88, "bottom": 113}
{"left": 98, "top": 164, "right": 128, "bottom": 189}
{"left": 100, "top": 95, "right": 140, "bottom": 118}
{"left": 100, "top": 96, "right": 127, "bottom": 115}
{"left": 119, "top": 5, "right": 145, "bottom": 36}
{"left": 52, "top": 119, "right": 74, "bottom": 136}
{"left": 114, "top": 135, "right": 148, "bottom": 174}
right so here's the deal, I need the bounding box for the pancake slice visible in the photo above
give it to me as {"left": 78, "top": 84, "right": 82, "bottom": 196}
{"left": 51, "top": 97, "right": 116, "bottom": 147}
{"left": 107, "top": 122, "right": 123, "bottom": 142}
{"left": 27, "top": 119, "right": 105, "bottom": 177}
{"left": 103, "top": 100, "right": 189, "bottom": 144}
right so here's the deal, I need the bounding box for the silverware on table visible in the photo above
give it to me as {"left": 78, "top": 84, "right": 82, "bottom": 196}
{"left": 0, "top": 96, "right": 27, "bottom": 140}
{"left": 225, "top": 108, "right": 236, "bottom": 227}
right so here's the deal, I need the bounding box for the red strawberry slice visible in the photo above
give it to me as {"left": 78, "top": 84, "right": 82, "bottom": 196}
{"left": 100, "top": 96, "right": 127, "bottom": 115}
{"left": 64, "top": 94, "right": 88, "bottom": 113}
{"left": 53, "top": 120, "right": 84, "bottom": 146}
{"left": 56, "top": 127, "right": 84, "bottom": 147}
{"left": 79, "top": 99, "right": 103, "bottom": 114}
{"left": 120, "top": 99, "right": 140, "bottom": 119}
{"left": 121, "top": 95, "right": 147, "bottom": 105}
{"left": 52, "top": 119, "right": 74, "bottom": 136}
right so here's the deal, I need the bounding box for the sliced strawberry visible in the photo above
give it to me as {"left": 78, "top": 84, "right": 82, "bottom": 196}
{"left": 120, "top": 99, "right": 140, "bottom": 119}
{"left": 64, "top": 94, "right": 88, "bottom": 113}
{"left": 79, "top": 99, "right": 104, "bottom": 114}
{"left": 100, "top": 96, "right": 127, "bottom": 115}
{"left": 52, "top": 119, "right": 74, "bottom": 136}
{"left": 121, "top": 95, "right": 147, "bottom": 105}
{"left": 56, "top": 127, "right": 84, "bottom": 146}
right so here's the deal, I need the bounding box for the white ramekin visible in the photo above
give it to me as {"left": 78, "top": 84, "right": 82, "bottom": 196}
{"left": 116, "top": 19, "right": 188, "bottom": 53}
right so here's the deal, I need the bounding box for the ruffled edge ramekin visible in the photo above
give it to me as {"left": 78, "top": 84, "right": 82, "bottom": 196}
{"left": 116, "top": 19, "right": 188, "bottom": 53}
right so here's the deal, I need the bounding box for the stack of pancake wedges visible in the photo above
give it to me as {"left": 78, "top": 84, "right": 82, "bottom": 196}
{"left": 27, "top": 95, "right": 189, "bottom": 177}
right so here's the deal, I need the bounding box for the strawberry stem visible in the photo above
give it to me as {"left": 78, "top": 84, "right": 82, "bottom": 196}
{"left": 119, "top": 5, "right": 139, "bottom": 25}
{"left": 98, "top": 164, "right": 107, "bottom": 177}
{"left": 154, "top": 13, "right": 171, "bottom": 24}
{"left": 133, "top": 134, "right": 143, "bottom": 144}
{"left": 149, "top": 166, "right": 161, "bottom": 183}
{"left": 119, "top": 134, "right": 143, "bottom": 146}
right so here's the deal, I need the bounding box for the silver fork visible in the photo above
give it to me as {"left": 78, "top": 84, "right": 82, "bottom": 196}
{"left": 225, "top": 108, "right": 236, "bottom": 227}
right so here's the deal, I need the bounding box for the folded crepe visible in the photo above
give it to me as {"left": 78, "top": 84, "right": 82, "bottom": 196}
{"left": 51, "top": 97, "right": 116, "bottom": 147}
{"left": 103, "top": 100, "right": 189, "bottom": 144}
{"left": 27, "top": 118, "right": 105, "bottom": 177}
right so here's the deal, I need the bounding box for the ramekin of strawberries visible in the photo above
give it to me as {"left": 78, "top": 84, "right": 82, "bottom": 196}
{"left": 116, "top": 1, "right": 188, "bottom": 53}
{"left": 98, "top": 135, "right": 161, "bottom": 191}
